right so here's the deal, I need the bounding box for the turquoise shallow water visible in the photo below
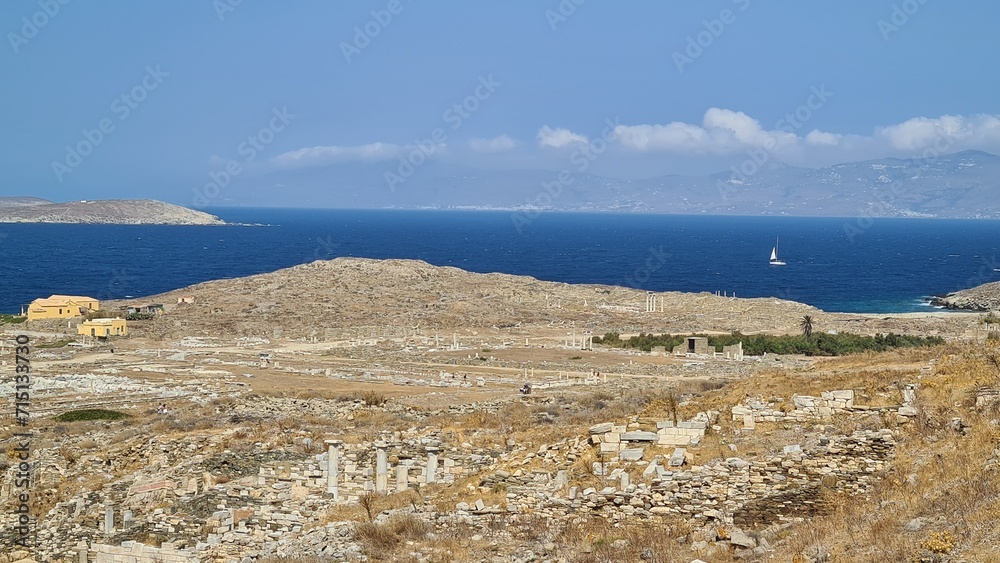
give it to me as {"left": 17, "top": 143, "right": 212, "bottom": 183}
{"left": 1, "top": 209, "right": 998, "bottom": 314}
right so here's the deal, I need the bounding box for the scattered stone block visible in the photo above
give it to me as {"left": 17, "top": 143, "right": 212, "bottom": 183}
{"left": 668, "top": 448, "right": 686, "bottom": 467}
{"left": 589, "top": 422, "right": 614, "bottom": 435}
{"left": 619, "top": 448, "right": 645, "bottom": 462}
{"left": 621, "top": 431, "right": 658, "bottom": 442}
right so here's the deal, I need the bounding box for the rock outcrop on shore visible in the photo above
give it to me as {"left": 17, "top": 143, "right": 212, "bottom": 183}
{"left": 931, "top": 280, "right": 1000, "bottom": 311}
{"left": 0, "top": 198, "right": 224, "bottom": 225}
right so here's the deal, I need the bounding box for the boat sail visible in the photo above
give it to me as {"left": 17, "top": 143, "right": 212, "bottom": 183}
{"left": 769, "top": 238, "right": 786, "bottom": 266}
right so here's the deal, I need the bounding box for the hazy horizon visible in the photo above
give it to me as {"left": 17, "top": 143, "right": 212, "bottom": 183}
{"left": 4, "top": 2, "right": 999, "bottom": 211}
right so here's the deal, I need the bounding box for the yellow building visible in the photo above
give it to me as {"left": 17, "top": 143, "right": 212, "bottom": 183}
{"left": 77, "top": 318, "right": 127, "bottom": 338}
{"left": 26, "top": 295, "right": 99, "bottom": 321}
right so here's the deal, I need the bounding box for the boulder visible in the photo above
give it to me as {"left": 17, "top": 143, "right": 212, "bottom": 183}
{"left": 730, "top": 529, "right": 756, "bottom": 548}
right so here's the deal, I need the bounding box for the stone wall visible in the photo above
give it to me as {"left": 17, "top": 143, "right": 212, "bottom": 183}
{"left": 89, "top": 541, "right": 199, "bottom": 563}
{"left": 481, "top": 429, "right": 894, "bottom": 527}
{"left": 588, "top": 411, "right": 717, "bottom": 455}
{"left": 731, "top": 390, "right": 856, "bottom": 426}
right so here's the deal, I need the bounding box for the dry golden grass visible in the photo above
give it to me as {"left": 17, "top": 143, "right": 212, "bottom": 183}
{"left": 557, "top": 516, "right": 707, "bottom": 562}
{"left": 313, "top": 489, "right": 425, "bottom": 529}
{"left": 752, "top": 344, "right": 1000, "bottom": 561}
{"left": 354, "top": 513, "right": 432, "bottom": 561}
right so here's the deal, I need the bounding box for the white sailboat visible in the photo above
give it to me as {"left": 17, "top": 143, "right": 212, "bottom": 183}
{"left": 769, "top": 237, "right": 786, "bottom": 266}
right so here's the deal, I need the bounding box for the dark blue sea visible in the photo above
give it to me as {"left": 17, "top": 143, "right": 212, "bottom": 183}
{"left": 1, "top": 209, "right": 998, "bottom": 315}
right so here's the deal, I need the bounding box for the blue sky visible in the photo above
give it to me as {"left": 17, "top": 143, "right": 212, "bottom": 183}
{"left": 3, "top": 0, "right": 999, "bottom": 205}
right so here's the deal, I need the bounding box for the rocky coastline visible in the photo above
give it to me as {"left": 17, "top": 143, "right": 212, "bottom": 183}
{"left": 929, "top": 280, "right": 1000, "bottom": 311}
{"left": 0, "top": 198, "right": 224, "bottom": 225}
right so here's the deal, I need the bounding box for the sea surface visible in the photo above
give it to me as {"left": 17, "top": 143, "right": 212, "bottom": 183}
{"left": 1, "top": 209, "right": 998, "bottom": 315}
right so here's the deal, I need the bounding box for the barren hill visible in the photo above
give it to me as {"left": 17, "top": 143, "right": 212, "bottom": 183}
{"left": 118, "top": 257, "right": 971, "bottom": 341}
{"left": 932, "top": 280, "right": 1000, "bottom": 311}
{"left": 0, "top": 196, "right": 52, "bottom": 208}
{"left": 0, "top": 198, "right": 224, "bottom": 225}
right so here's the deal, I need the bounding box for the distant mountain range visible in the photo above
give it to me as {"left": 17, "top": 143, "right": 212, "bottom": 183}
{"left": 227, "top": 150, "right": 1000, "bottom": 218}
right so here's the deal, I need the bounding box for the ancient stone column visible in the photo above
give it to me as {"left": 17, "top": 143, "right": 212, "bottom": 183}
{"left": 426, "top": 447, "right": 439, "bottom": 484}
{"left": 396, "top": 465, "right": 408, "bottom": 492}
{"left": 326, "top": 439, "right": 343, "bottom": 500}
{"left": 104, "top": 507, "right": 114, "bottom": 534}
{"left": 375, "top": 441, "right": 389, "bottom": 493}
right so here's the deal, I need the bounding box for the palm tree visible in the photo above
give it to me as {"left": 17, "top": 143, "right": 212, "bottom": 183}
{"left": 800, "top": 315, "right": 814, "bottom": 341}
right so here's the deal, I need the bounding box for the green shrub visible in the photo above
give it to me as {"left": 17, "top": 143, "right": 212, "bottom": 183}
{"left": 596, "top": 331, "right": 944, "bottom": 357}
{"left": 55, "top": 409, "right": 129, "bottom": 422}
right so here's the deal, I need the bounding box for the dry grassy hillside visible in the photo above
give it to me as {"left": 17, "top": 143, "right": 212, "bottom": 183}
{"left": 114, "top": 257, "right": 974, "bottom": 342}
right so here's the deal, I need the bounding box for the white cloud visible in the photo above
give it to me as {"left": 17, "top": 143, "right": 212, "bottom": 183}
{"left": 266, "top": 113, "right": 1000, "bottom": 174}
{"left": 612, "top": 110, "right": 1000, "bottom": 159}
{"left": 469, "top": 134, "right": 517, "bottom": 153}
{"left": 270, "top": 142, "right": 425, "bottom": 169}
{"left": 805, "top": 130, "right": 841, "bottom": 146}
{"left": 876, "top": 114, "right": 1000, "bottom": 151}
{"left": 613, "top": 109, "right": 799, "bottom": 154}
{"left": 537, "top": 125, "right": 588, "bottom": 148}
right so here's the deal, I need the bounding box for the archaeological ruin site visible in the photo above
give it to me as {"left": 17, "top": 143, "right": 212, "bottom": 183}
{"left": 3, "top": 258, "right": 1000, "bottom": 562}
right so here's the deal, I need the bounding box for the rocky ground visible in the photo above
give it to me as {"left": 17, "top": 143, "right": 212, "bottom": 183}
{"left": 2, "top": 258, "right": 999, "bottom": 562}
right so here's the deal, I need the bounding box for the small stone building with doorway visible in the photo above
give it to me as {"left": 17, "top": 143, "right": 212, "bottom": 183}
{"left": 674, "top": 336, "right": 711, "bottom": 356}
{"left": 78, "top": 318, "right": 128, "bottom": 339}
